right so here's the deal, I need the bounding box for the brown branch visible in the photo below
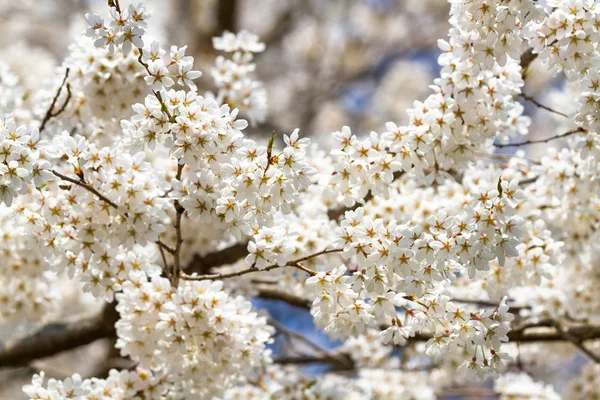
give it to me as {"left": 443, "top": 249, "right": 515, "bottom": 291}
{"left": 171, "top": 163, "right": 185, "bottom": 287}
{"left": 520, "top": 92, "right": 569, "bottom": 118}
{"left": 180, "top": 248, "right": 341, "bottom": 281}
{"left": 39, "top": 68, "right": 71, "bottom": 134}
{"left": 411, "top": 321, "right": 600, "bottom": 343}
{"left": 216, "top": 0, "right": 237, "bottom": 33}
{"left": 494, "top": 128, "right": 585, "bottom": 148}
{"left": 184, "top": 242, "right": 249, "bottom": 275}
{"left": 52, "top": 170, "right": 119, "bottom": 209}
{"left": 551, "top": 320, "right": 600, "bottom": 363}
{"left": 157, "top": 242, "right": 172, "bottom": 280}
{"left": 254, "top": 286, "right": 600, "bottom": 348}
{"left": 256, "top": 284, "right": 311, "bottom": 309}
{"left": 0, "top": 304, "right": 117, "bottom": 369}
{"left": 452, "top": 298, "right": 530, "bottom": 312}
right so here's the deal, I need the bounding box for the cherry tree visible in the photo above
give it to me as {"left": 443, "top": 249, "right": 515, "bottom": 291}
{"left": 0, "top": 0, "right": 599, "bottom": 398}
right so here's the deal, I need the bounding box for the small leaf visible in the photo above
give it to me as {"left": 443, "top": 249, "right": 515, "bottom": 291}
{"left": 497, "top": 176, "right": 503, "bottom": 197}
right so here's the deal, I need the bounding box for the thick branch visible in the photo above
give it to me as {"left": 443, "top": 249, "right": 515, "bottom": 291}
{"left": 0, "top": 304, "right": 117, "bottom": 369}
{"left": 256, "top": 284, "right": 311, "bottom": 309}
{"left": 171, "top": 163, "right": 185, "bottom": 287}
{"left": 551, "top": 320, "right": 600, "bottom": 363}
{"left": 411, "top": 322, "right": 600, "bottom": 344}
{"left": 184, "top": 242, "right": 249, "bottom": 274}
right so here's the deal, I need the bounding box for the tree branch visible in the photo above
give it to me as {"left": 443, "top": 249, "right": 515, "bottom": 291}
{"left": 269, "top": 318, "right": 353, "bottom": 369}
{"left": 184, "top": 242, "right": 249, "bottom": 274}
{"left": 171, "top": 163, "right": 185, "bottom": 287}
{"left": 180, "top": 248, "right": 341, "bottom": 281}
{"left": 39, "top": 68, "right": 71, "bottom": 134}
{"left": 256, "top": 284, "right": 311, "bottom": 309}
{"left": 52, "top": 170, "right": 120, "bottom": 209}
{"left": 520, "top": 92, "right": 569, "bottom": 118}
{"left": 551, "top": 320, "right": 600, "bottom": 363}
{"left": 494, "top": 128, "right": 585, "bottom": 148}
{"left": 0, "top": 304, "right": 117, "bottom": 369}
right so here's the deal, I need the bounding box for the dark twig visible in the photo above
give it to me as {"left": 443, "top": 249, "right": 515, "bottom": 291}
{"left": 39, "top": 68, "right": 71, "bottom": 134}
{"left": 494, "top": 128, "right": 585, "bottom": 148}
{"left": 180, "top": 248, "right": 341, "bottom": 281}
{"left": 52, "top": 170, "right": 119, "bottom": 209}
{"left": 520, "top": 92, "right": 569, "bottom": 118}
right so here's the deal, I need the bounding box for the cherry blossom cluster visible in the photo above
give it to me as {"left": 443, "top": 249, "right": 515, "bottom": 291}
{"left": 0, "top": 115, "right": 50, "bottom": 206}
{"left": 526, "top": 0, "right": 600, "bottom": 144}
{"left": 322, "top": 1, "right": 533, "bottom": 207}
{"left": 24, "top": 368, "right": 170, "bottom": 400}
{"left": 84, "top": 3, "right": 149, "bottom": 55}
{"left": 494, "top": 372, "right": 561, "bottom": 400}
{"left": 2, "top": 0, "right": 600, "bottom": 397}
{"left": 56, "top": 36, "right": 149, "bottom": 133}
{"left": 115, "top": 276, "right": 273, "bottom": 398}
{"left": 564, "top": 362, "right": 600, "bottom": 400}
{"left": 0, "top": 62, "right": 24, "bottom": 117}
{"left": 0, "top": 208, "right": 57, "bottom": 329}
{"left": 11, "top": 130, "right": 170, "bottom": 300}
{"left": 221, "top": 364, "right": 437, "bottom": 399}
{"left": 212, "top": 31, "right": 268, "bottom": 124}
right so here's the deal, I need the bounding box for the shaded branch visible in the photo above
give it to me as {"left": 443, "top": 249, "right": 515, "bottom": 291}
{"left": 184, "top": 242, "right": 249, "bottom": 275}
{"left": 452, "top": 298, "right": 530, "bottom": 313}
{"left": 171, "top": 163, "right": 185, "bottom": 287}
{"left": 256, "top": 284, "right": 311, "bottom": 309}
{"left": 551, "top": 320, "right": 600, "bottom": 363}
{"left": 0, "top": 304, "right": 117, "bottom": 369}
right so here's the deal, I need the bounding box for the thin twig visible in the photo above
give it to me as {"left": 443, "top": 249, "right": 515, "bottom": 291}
{"left": 494, "top": 128, "right": 585, "bottom": 148}
{"left": 158, "top": 242, "right": 172, "bottom": 280}
{"left": 520, "top": 92, "right": 569, "bottom": 118}
{"left": 156, "top": 240, "right": 176, "bottom": 254}
{"left": 52, "top": 170, "right": 119, "bottom": 209}
{"left": 180, "top": 248, "right": 342, "bottom": 281}
{"left": 39, "top": 68, "right": 71, "bottom": 134}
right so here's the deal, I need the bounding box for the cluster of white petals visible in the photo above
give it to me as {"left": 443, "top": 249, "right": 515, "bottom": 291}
{"left": 212, "top": 30, "right": 267, "bottom": 124}
{"left": 115, "top": 277, "right": 273, "bottom": 398}
{"left": 0, "top": 0, "right": 598, "bottom": 398}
